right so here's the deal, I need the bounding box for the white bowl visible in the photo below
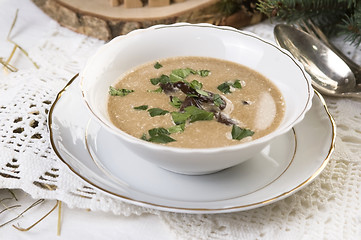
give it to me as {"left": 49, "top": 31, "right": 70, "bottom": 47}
{"left": 81, "top": 23, "right": 313, "bottom": 175}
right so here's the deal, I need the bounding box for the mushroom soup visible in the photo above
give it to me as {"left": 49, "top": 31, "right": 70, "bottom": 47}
{"left": 107, "top": 56, "right": 285, "bottom": 148}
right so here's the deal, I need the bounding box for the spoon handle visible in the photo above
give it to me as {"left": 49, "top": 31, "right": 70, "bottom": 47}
{"left": 340, "top": 91, "right": 361, "bottom": 99}
{"left": 330, "top": 46, "right": 361, "bottom": 84}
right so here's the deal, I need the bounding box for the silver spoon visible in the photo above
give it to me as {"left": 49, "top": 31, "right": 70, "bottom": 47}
{"left": 274, "top": 24, "right": 361, "bottom": 98}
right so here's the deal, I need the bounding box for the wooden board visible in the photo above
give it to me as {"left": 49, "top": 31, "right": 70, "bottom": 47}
{"left": 32, "top": 0, "right": 264, "bottom": 41}
{"left": 55, "top": 0, "right": 218, "bottom": 20}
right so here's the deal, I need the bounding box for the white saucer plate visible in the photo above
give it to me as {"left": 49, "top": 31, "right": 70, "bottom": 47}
{"left": 48, "top": 75, "right": 336, "bottom": 214}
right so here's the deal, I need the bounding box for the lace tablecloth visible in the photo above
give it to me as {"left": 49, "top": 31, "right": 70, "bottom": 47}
{"left": 1, "top": 1, "right": 361, "bottom": 239}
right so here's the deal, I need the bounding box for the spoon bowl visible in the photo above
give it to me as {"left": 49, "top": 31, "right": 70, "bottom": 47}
{"left": 274, "top": 24, "right": 361, "bottom": 98}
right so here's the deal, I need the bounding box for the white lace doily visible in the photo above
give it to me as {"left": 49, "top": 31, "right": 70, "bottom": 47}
{"left": 1, "top": 16, "right": 360, "bottom": 239}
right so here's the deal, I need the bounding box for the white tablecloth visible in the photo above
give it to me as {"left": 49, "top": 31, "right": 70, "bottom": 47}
{"left": 1, "top": 0, "right": 360, "bottom": 239}
{"left": 0, "top": 1, "right": 169, "bottom": 239}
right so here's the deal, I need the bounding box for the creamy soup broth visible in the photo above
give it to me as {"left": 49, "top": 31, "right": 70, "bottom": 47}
{"left": 107, "top": 56, "right": 285, "bottom": 148}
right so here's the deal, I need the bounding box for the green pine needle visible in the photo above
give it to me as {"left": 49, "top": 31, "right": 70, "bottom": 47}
{"left": 256, "top": 0, "right": 361, "bottom": 46}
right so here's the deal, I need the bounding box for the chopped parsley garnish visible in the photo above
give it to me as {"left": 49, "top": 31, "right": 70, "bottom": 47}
{"left": 172, "top": 68, "right": 193, "bottom": 78}
{"left": 149, "top": 134, "right": 175, "bottom": 143}
{"left": 231, "top": 125, "right": 254, "bottom": 140}
{"left": 189, "top": 80, "right": 202, "bottom": 90}
{"left": 189, "top": 80, "right": 209, "bottom": 97}
{"left": 133, "top": 105, "right": 148, "bottom": 110}
{"left": 217, "top": 82, "right": 232, "bottom": 94}
{"left": 171, "top": 112, "right": 191, "bottom": 125}
{"left": 169, "top": 96, "right": 182, "bottom": 108}
{"left": 171, "top": 106, "right": 214, "bottom": 125}
{"left": 141, "top": 127, "right": 175, "bottom": 143}
{"left": 197, "top": 70, "right": 210, "bottom": 77}
{"left": 168, "top": 123, "right": 185, "bottom": 134}
{"left": 109, "top": 86, "right": 134, "bottom": 96}
{"left": 213, "top": 94, "right": 224, "bottom": 107}
{"left": 149, "top": 127, "right": 169, "bottom": 137}
{"left": 148, "top": 87, "right": 163, "bottom": 93}
{"left": 150, "top": 74, "right": 170, "bottom": 85}
{"left": 217, "top": 80, "right": 242, "bottom": 94}
{"left": 154, "top": 62, "right": 163, "bottom": 69}
{"left": 147, "top": 108, "right": 169, "bottom": 117}
{"left": 195, "top": 89, "right": 209, "bottom": 97}
{"left": 169, "top": 72, "right": 184, "bottom": 83}
{"left": 168, "top": 68, "right": 211, "bottom": 83}
{"left": 232, "top": 79, "right": 242, "bottom": 89}
{"left": 185, "top": 106, "right": 214, "bottom": 123}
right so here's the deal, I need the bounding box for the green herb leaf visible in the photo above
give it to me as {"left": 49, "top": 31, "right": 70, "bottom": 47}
{"left": 154, "top": 62, "right": 163, "bottom": 69}
{"left": 149, "top": 127, "right": 170, "bottom": 137}
{"left": 189, "top": 80, "right": 203, "bottom": 90}
{"left": 133, "top": 105, "right": 148, "bottom": 110}
{"left": 150, "top": 74, "right": 170, "bottom": 85}
{"left": 171, "top": 112, "right": 191, "bottom": 125}
{"left": 148, "top": 87, "right": 163, "bottom": 93}
{"left": 171, "top": 106, "right": 214, "bottom": 124}
{"left": 188, "top": 68, "right": 197, "bottom": 74}
{"left": 184, "top": 106, "right": 214, "bottom": 123}
{"left": 149, "top": 134, "right": 176, "bottom": 143}
{"left": 170, "top": 96, "right": 182, "bottom": 108}
{"left": 213, "top": 94, "right": 224, "bottom": 107}
{"left": 168, "top": 68, "right": 210, "bottom": 82}
{"left": 231, "top": 125, "right": 254, "bottom": 140}
{"left": 148, "top": 108, "right": 169, "bottom": 117}
{"left": 188, "top": 80, "right": 209, "bottom": 96}
{"left": 232, "top": 79, "right": 242, "bottom": 89}
{"left": 109, "top": 86, "right": 134, "bottom": 96}
{"left": 141, "top": 133, "right": 148, "bottom": 141}
{"left": 189, "top": 111, "right": 214, "bottom": 123}
{"left": 172, "top": 68, "right": 192, "bottom": 78}
{"left": 195, "top": 89, "right": 209, "bottom": 97}
{"left": 217, "top": 80, "right": 242, "bottom": 94}
{"left": 197, "top": 70, "right": 210, "bottom": 77}
{"left": 147, "top": 127, "right": 175, "bottom": 143}
{"left": 168, "top": 123, "right": 185, "bottom": 134}
{"left": 217, "top": 82, "right": 232, "bottom": 94}
{"left": 169, "top": 72, "right": 184, "bottom": 83}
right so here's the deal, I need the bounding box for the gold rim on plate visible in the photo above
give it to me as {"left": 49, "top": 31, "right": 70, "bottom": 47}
{"left": 48, "top": 73, "right": 336, "bottom": 213}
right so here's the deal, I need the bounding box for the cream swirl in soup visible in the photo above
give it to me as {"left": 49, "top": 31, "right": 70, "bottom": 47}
{"left": 107, "top": 56, "right": 285, "bottom": 148}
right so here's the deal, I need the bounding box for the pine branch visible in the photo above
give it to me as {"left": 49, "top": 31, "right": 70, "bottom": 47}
{"left": 339, "top": 2, "right": 361, "bottom": 45}
{"left": 218, "top": 0, "right": 361, "bottom": 46}
{"left": 257, "top": 0, "right": 350, "bottom": 23}
{"left": 256, "top": 0, "right": 361, "bottom": 46}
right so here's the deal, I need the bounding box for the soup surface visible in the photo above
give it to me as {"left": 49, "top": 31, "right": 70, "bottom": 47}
{"left": 107, "top": 56, "right": 285, "bottom": 148}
